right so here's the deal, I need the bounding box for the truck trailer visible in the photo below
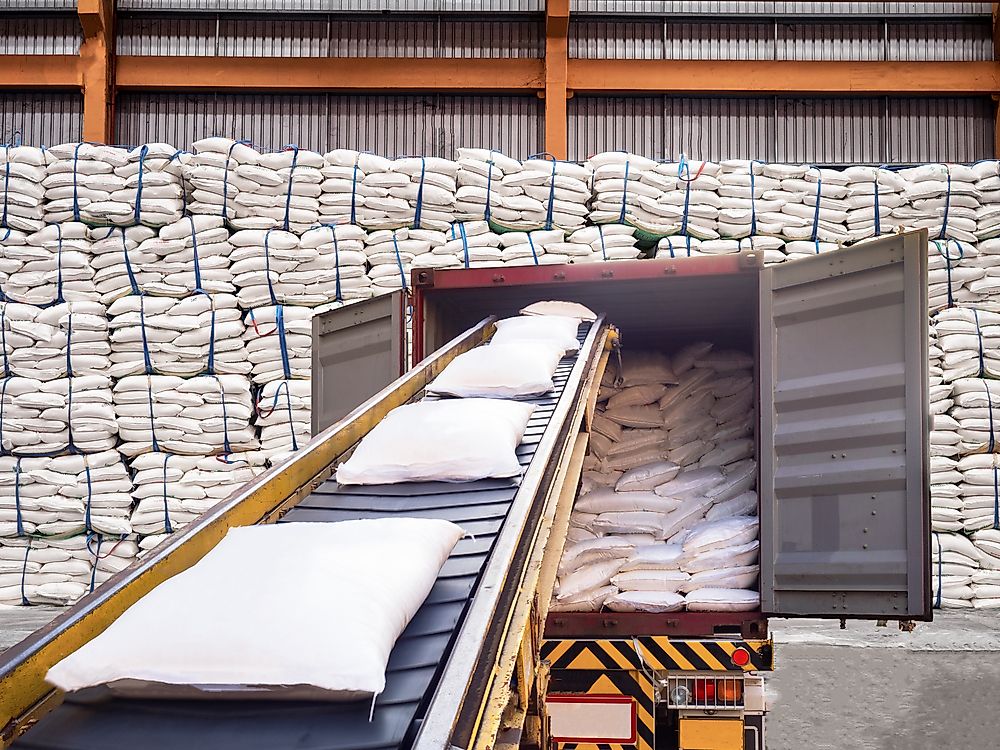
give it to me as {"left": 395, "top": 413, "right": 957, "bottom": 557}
{"left": 0, "top": 230, "right": 930, "bottom": 750}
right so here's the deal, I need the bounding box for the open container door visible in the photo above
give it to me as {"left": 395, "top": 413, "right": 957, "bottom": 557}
{"left": 759, "top": 231, "right": 930, "bottom": 620}
{"left": 310, "top": 291, "right": 407, "bottom": 433}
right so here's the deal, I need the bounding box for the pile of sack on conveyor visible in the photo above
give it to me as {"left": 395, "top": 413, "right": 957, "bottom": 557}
{"left": 5, "top": 136, "right": 1000, "bottom": 607}
{"left": 551, "top": 343, "right": 759, "bottom": 614}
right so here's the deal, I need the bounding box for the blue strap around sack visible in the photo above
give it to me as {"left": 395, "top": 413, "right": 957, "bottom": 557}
{"left": 390, "top": 235, "right": 408, "bottom": 292}
{"left": 749, "top": 159, "right": 765, "bottom": 236}
{"left": 413, "top": 157, "right": 427, "bottom": 230}
{"left": 933, "top": 532, "right": 943, "bottom": 608}
{"left": 0, "top": 306, "right": 9, "bottom": 378}
{"left": 618, "top": 160, "right": 630, "bottom": 225}
{"left": 993, "top": 463, "right": 999, "bottom": 530}
{"left": 188, "top": 216, "right": 205, "bottom": 294}
{"left": 64, "top": 310, "right": 74, "bottom": 378}
{"left": 221, "top": 140, "right": 250, "bottom": 223}
{"left": 275, "top": 305, "right": 291, "bottom": 379}
{"left": 212, "top": 375, "right": 234, "bottom": 456}
{"left": 680, "top": 181, "right": 692, "bottom": 237}
{"left": 87, "top": 532, "right": 102, "bottom": 592}
{"left": 266, "top": 380, "right": 299, "bottom": 453}
{"left": 527, "top": 234, "right": 539, "bottom": 265}
{"left": 83, "top": 462, "right": 94, "bottom": 533}
{"left": 810, "top": 171, "right": 822, "bottom": 243}
{"left": 162, "top": 454, "right": 173, "bottom": 533}
{"left": 457, "top": 222, "right": 470, "bottom": 268}
{"left": 1, "top": 154, "right": 10, "bottom": 230}
{"left": 53, "top": 223, "right": 65, "bottom": 305}
{"left": 146, "top": 375, "right": 160, "bottom": 452}
{"left": 544, "top": 159, "right": 557, "bottom": 231}
{"left": 263, "top": 228, "right": 279, "bottom": 306}
{"left": 483, "top": 150, "right": 497, "bottom": 222}
{"left": 19, "top": 540, "right": 31, "bottom": 606}
{"left": 939, "top": 168, "right": 952, "bottom": 240}
{"left": 985, "top": 380, "right": 996, "bottom": 453}
{"left": 597, "top": 225, "right": 607, "bottom": 261}
{"left": 974, "top": 308, "right": 986, "bottom": 377}
{"left": 934, "top": 240, "right": 964, "bottom": 309}
{"left": 0, "top": 378, "right": 8, "bottom": 455}
{"left": 322, "top": 224, "right": 343, "bottom": 302}
{"left": 206, "top": 299, "right": 217, "bottom": 376}
{"left": 120, "top": 228, "right": 141, "bottom": 295}
{"left": 873, "top": 167, "right": 884, "bottom": 237}
{"left": 13, "top": 458, "right": 24, "bottom": 537}
{"left": 72, "top": 142, "right": 84, "bottom": 222}
{"left": 138, "top": 295, "right": 154, "bottom": 374}
{"left": 282, "top": 144, "right": 299, "bottom": 232}
{"left": 132, "top": 144, "right": 149, "bottom": 225}
{"left": 350, "top": 154, "right": 362, "bottom": 225}
{"left": 66, "top": 376, "right": 77, "bottom": 454}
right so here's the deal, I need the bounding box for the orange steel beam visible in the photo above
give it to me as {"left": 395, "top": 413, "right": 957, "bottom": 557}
{"left": 568, "top": 59, "right": 1000, "bottom": 95}
{"left": 78, "top": 0, "right": 115, "bottom": 143}
{"left": 116, "top": 56, "right": 544, "bottom": 92}
{"left": 0, "top": 56, "right": 80, "bottom": 89}
{"left": 543, "top": 0, "right": 570, "bottom": 160}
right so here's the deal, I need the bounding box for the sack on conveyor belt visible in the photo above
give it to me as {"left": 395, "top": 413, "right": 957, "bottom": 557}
{"left": 490, "top": 314, "right": 581, "bottom": 354}
{"left": 521, "top": 300, "right": 597, "bottom": 321}
{"left": 336, "top": 398, "right": 535, "bottom": 485}
{"left": 46, "top": 519, "right": 463, "bottom": 698}
{"left": 0, "top": 533, "right": 138, "bottom": 606}
{"left": 426, "top": 342, "right": 563, "bottom": 399}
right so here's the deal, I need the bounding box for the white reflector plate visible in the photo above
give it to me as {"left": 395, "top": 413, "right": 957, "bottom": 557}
{"left": 547, "top": 694, "right": 636, "bottom": 744}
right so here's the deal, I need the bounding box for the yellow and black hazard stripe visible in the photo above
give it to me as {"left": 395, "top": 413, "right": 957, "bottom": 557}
{"left": 548, "top": 669, "right": 655, "bottom": 750}
{"left": 541, "top": 637, "right": 773, "bottom": 672}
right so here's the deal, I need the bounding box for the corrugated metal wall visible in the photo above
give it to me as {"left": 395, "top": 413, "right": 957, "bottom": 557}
{"left": 1, "top": 93, "right": 83, "bottom": 146}
{"left": 568, "top": 95, "right": 994, "bottom": 164}
{"left": 115, "top": 93, "right": 543, "bottom": 156}
{"left": 116, "top": 15, "right": 543, "bottom": 57}
{"left": 570, "top": 18, "right": 993, "bottom": 60}
{"left": 569, "top": 1, "right": 987, "bottom": 15}
{"left": 0, "top": 14, "right": 81, "bottom": 55}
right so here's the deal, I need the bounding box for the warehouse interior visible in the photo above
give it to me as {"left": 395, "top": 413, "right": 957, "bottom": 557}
{"left": 1, "top": 3, "right": 999, "bottom": 750}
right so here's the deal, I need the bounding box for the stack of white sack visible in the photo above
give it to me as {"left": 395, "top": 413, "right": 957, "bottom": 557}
{"left": 683, "top": 236, "right": 787, "bottom": 265}
{"left": 0, "top": 145, "right": 49, "bottom": 238}
{"left": 185, "top": 137, "right": 258, "bottom": 223}
{"left": 586, "top": 152, "right": 662, "bottom": 231}
{"left": 388, "top": 157, "right": 458, "bottom": 232}
{"left": 0, "top": 451, "right": 132, "bottom": 539}
{"left": 767, "top": 166, "right": 848, "bottom": 243}
{"left": 5, "top": 301, "right": 109, "bottom": 380}
{"left": 933, "top": 307, "right": 1000, "bottom": 381}
{"left": 229, "top": 228, "right": 369, "bottom": 308}
{"left": 454, "top": 148, "right": 522, "bottom": 223}
{"left": 649, "top": 160, "right": 721, "bottom": 240}
{"left": 0, "top": 375, "right": 117, "bottom": 455}
{"left": 319, "top": 150, "right": 393, "bottom": 227}
{"left": 964, "top": 238, "right": 1000, "bottom": 310}
{"left": 551, "top": 343, "right": 759, "bottom": 614}
{"left": 294, "top": 224, "right": 372, "bottom": 304}
{"left": 656, "top": 235, "right": 704, "bottom": 259}
{"left": 433, "top": 221, "right": 504, "bottom": 268}
{"left": 782, "top": 239, "right": 839, "bottom": 262}
{"left": 568, "top": 225, "right": 642, "bottom": 263}
{"left": 88, "top": 225, "right": 159, "bottom": 304}
{"left": 2, "top": 223, "right": 98, "bottom": 305}
{"left": 897, "top": 164, "right": 980, "bottom": 243}
{"left": 958, "top": 453, "right": 1000, "bottom": 534}
{"left": 81, "top": 143, "right": 188, "bottom": 228}
{"left": 106, "top": 294, "right": 249, "bottom": 378}
{"left": 971, "top": 528, "right": 1000, "bottom": 608}
{"left": 716, "top": 161, "right": 785, "bottom": 239}
{"left": 927, "top": 239, "right": 982, "bottom": 313}
{"left": 112, "top": 374, "right": 256, "bottom": 456}
{"left": 497, "top": 229, "right": 574, "bottom": 266}
{"left": 366, "top": 228, "right": 444, "bottom": 290}
{"left": 239, "top": 147, "right": 324, "bottom": 233}
{"left": 490, "top": 157, "right": 590, "bottom": 233}
{"left": 841, "top": 166, "right": 906, "bottom": 243}
{"left": 949, "top": 377, "right": 1000, "bottom": 453}
{"left": 42, "top": 143, "right": 127, "bottom": 225}
{"left": 135, "top": 215, "right": 234, "bottom": 297}
{"left": 928, "top": 320, "right": 963, "bottom": 531}
{"left": 931, "top": 530, "right": 980, "bottom": 608}
{"left": 0, "top": 533, "right": 139, "bottom": 606}
{"left": 973, "top": 161, "right": 1000, "bottom": 240}
{"left": 255, "top": 378, "right": 311, "bottom": 466}
{"left": 129, "top": 452, "right": 265, "bottom": 543}
{"left": 241, "top": 305, "right": 312, "bottom": 385}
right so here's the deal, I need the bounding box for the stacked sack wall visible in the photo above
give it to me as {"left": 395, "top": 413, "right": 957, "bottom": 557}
{"left": 3, "top": 137, "right": 1000, "bottom": 608}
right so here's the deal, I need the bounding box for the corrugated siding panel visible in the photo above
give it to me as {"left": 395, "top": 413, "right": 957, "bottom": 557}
{"left": 665, "top": 22, "right": 774, "bottom": 60}
{"left": 887, "top": 96, "right": 993, "bottom": 163}
{"left": 888, "top": 20, "right": 993, "bottom": 61}
{"left": 570, "top": 1, "right": 771, "bottom": 13}
{"left": 1, "top": 93, "right": 82, "bottom": 147}
{"left": 567, "top": 96, "right": 665, "bottom": 160}
{"left": 570, "top": 0, "right": 986, "bottom": 13}
{"left": 118, "top": 0, "right": 542, "bottom": 11}
{"left": 665, "top": 97, "right": 776, "bottom": 162}
{"left": 118, "top": 15, "right": 542, "bottom": 57}
{"left": 568, "top": 20, "right": 663, "bottom": 59}
{"left": 115, "top": 93, "right": 542, "bottom": 157}
{"left": 775, "top": 97, "right": 885, "bottom": 163}
{"left": 776, "top": 22, "right": 883, "bottom": 61}
{"left": 0, "top": 15, "right": 80, "bottom": 55}
{"left": 2, "top": 0, "right": 75, "bottom": 9}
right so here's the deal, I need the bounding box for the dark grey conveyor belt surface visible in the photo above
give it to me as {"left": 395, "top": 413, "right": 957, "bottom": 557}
{"left": 15, "top": 322, "right": 593, "bottom": 750}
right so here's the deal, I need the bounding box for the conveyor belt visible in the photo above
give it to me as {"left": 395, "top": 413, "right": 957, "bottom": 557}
{"left": 13, "top": 322, "right": 596, "bottom": 750}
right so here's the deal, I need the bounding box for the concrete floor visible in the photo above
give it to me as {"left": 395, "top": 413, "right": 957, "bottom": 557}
{"left": 767, "top": 612, "right": 1000, "bottom": 750}
{"left": 1, "top": 608, "right": 998, "bottom": 749}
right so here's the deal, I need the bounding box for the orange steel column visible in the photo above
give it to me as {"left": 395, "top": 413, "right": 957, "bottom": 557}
{"left": 78, "top": 0, "right": 115, "bottom": 143}
{"left": 543, "top": 0, "right": 570, "bottom": 160}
